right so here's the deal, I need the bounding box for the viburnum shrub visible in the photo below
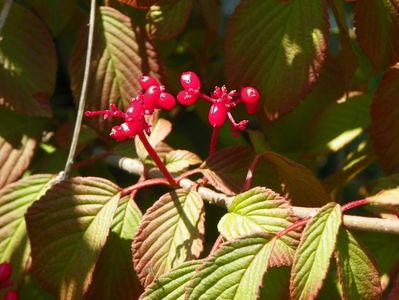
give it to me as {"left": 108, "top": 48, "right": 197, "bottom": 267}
{"left": 1, "top": 0, "right": 399, "bottom": 300}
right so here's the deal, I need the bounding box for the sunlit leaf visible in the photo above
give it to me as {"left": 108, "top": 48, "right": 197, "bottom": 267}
{"left": 335, "top": 228, "right": 382, "bottom": 300}
{"left": 0, "top": 174, "right": 54, "bottom": 283}
{"left": 371, "top": 63, "right": 399, "bottom": 173}
{"left": 26, "top": 177, "right": 121, "bottom": 300}
{"left": 164, "top": 150, "right": 201, "bottom": 173}
{"left": 0, "top": 2, "right": 56, "bottom": 117}
{"left": 146, "top": 0, "right": 194, "bottom": 40}
{"left": 70, "top": 6, "right": 162, "bottom": 132}
{"left": 186, "top": 233, "right": 275, "bottom": 300}
{"left": 140, "top": 260, "right": 202, "bottom": 300}
{"left": 200, "top": 147, "right": 254, "bottom": 195}
{"left": 226, "top": 0, "right": 328, "bottom": 120}
{"left": 132, "top": 189, "right": 204, "bottom": 287}
{"left": 290, "top": 202, "right": 342, "bottom": 300}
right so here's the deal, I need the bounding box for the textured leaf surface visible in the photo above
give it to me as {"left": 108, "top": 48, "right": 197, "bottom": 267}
{"left": 146, "top": 0, "right": 193, "bottom": 40}
{"left": 87, "top": 194, "right": 143, "bottom": 300}
{"left": 200, "top": 147, "right": 254, "bottom": 195}
{"left": 354, "top": 0, "right": 399, "bottom": 71}
{"left": 197, "top": 0, "right": 221, "bottom": 32}
{"left": 164, "top": 150, "right": 201, "bottom": 173}
{"left": 226, "top": 0, "right": 328, "bottom": 119}
{"left": 371, "top": 63, "right": 399, "bottom": 173}
{"left": 116, "top": 0, "right": 175, "bottom": 9}
{"left": 133, "top": 189, "right": 204, "bottom": 287}
{"left": 367, "top": 188, "right": 399, "bottom": 207}
{"left": 70, "top": 7, "right": 161, "bottom": 132}
{"left": 140, "top": 260, "right": 202, "bottom": 300}
{"left": 261, "top": 266, "right": 290, "bottom": 300}
{"left": 0, "top": 174, "right": 53, "bottom": 282}
{"left": 306, "top": 93, "right": 372, "bottom": 152}
{"left": 263, "top": 151, "right": 331, "bottom": 207}
{"left": 186, "top": 233, "right": 274, "bottom": 300}
{"left": 335, "top": 229, "right": 382, "bottom": 300}
{"left": 290, "top": 202, "right": 342, "bottom": 300}
{"left": 0, "top": 2, "right": 56, "bottom": 117}
{"left": 26, "top": 177, "right": 121, "bottom": 300}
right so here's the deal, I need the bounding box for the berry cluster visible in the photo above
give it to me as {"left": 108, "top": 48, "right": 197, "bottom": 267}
{"left": 0, "top": 263, "right": 18, "bottom": 300}
{"left": 85, "top": 76, "right": 176, "bottom": 142}
{"left": 176, "top": 71, "right": 260, "bottom": 137}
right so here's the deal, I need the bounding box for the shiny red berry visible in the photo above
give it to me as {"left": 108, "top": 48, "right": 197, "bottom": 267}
{"left": 177, "top": 90, "right": 198, "bottom": 105}
{"left": 0, "top": 263, "right": 12, "bottom": 284}
{"left": 110, "top": 125, "right": 127, "bottom": 142}
{"left": 139, "top": 75, "right": 159, "bottom": 90}
{"left": 125, "top": 100, "right": 144, "bottom": 122}
{"left": 246, "top": 102, "right": 259, "bottom": 115}
{"left": 158, "top": 92, "right": 176, "bottom": 110}
{"left": 4, "top": 290, "right": 18, "bottom": 300}
{"left": 180, "top": 71, "right": 201, "bottom": 91}
{"left": 144, "top": 85, "right": 161, "bottom": 111}
{"left": 208, "top": 103, "right": 228, "bottom": 127}
{"left": 241, "top": 87, "right": 260, "bottom": 104}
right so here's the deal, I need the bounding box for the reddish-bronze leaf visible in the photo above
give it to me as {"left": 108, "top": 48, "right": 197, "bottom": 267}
{"left": 116, "top": 0, "right": 177, "bottom": 9}
{"left": 70, "top": 7, "right": 162, "bottom": 133}
{"left": 371, "top": 63, "right": 399, "bottom": 173}
{"left": 354, "top": 0, "right": 399, "bottom": 72}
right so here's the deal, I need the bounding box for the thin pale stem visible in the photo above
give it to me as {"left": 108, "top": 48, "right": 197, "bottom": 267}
{"left": 61, "top": 0, "right": 96, "bottom": 180}
{"left": 0, "top": 0, "right": 13, "bottom": 37}
{"left": 209, "top": 126, "right": 220, "bottom": 156}
{"left": 122, "top": 178, "right": 172, "bottom": 196}
{"left": 138, "top": 132, "right": 178, "bottom": 186}
{"left": 242, "top": 154, "right": 261, "bottom": 192}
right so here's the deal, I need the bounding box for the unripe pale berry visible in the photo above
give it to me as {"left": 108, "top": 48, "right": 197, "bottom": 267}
{"left": 246, "top": 102, "right": 259, "bottom": 115}
{"left": 208, "top": 103, "right": 227, "bottom": 127}
{"left": 158, "top": 92, "right": 176, "bottom": 110}
{"left": 4, "top": 290, "right": 18, "bottom": 300}
{"left": 241, "top": 87, "right": 260, "bottom": 104}
{"left": 139, "top": 75, "right": 159, "bottom": 90}
{"left": 0, "top": 263, "right": 12, "bottom": 284}
{"left": 180, "top": 71, "right": 201, "bottom": 91}
{"left": 144, "top": 85, "right": 161, "bottom": 111}
{"left": 177, "top": 90, "right": 198, "bottom": 105}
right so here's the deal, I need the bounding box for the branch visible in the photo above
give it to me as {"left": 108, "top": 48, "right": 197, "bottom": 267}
{"left": 104, "top": 152, "right": 399, "bottom": 235}
{"left": 61, "top": 0, "right": 96, "bottom": 180}
{"left": 0, "top": 0, "right": 13, "bottom": 37}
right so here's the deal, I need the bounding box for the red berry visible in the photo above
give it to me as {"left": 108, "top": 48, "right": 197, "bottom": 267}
{"left": 110, "top": 125, "right": 127, "bottom": 142}
{"left": 176, "top": 90, "right": 198, "bottom": 105}
{"left": 208, "top": 103, "right": 227, "bottom": 127}
{"left": 180, "top": 71, "right": 201, "bottom": 91}
{"left": 143, "top": 85, "right": 161, "bottom": 111}
{"left": 246, "top": 102, "right": 259, "bottom": 115}
{"left": 125, "top": 100, "right": 144, "bottom": 122}
{"left": 241, "top": 87, "right": 260, "bottom": 104}
{"left": 0, "top": 263, "right": 12, "bottom": 284}
{"left": 139, "top": 75, "right": 159, "bottom": 90}
{"left": 4, "top": 290, "right": 18, "bottom": 300}
{"left": 158, "top": 92, "right": 176, "bottom": 110}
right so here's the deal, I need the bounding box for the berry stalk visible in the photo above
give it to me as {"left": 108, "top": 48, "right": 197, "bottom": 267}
{"left": 209, "top": 126, "right": 221, "bottom": 156}
{"left": 138, "top": 132, "right": 178, "bottom": 187}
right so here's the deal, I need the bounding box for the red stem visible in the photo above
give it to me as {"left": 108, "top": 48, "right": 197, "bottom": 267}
{"left": 122, "top": 178, "right": 172, "bottom": 196}
{"left": 138, "top": 132, "right": 178, "bottom": 187}
{"left": 341, "top": 198, "right": 369, "bottom": 212}
{"left": 198, "top": 92, "right": 214, "bottom": 103}
{"left": 176, "top": 168, "right": 203, "bottom": 182}
{"left": 209, "top": 126, "right": 220, "bottom": 156}
{"left": 276, "top": 217, "right": 310, "bottom": 238}
{"left": 209, "top": 234, "right": 224, "bottom": 255}
{"left": 242, "top": 154, "right": 261, "bottom": 192}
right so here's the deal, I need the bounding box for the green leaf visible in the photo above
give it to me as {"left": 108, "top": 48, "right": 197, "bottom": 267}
{"left": 146, "top": 0, "right": 194, "bottom": 40}
{"left": 290, "top": 202, "right": 342, "bottom": 300}
{"left": 263, "top": 151, "right": 331, "bottom": 207}
{"left": 200, "top": 147, "right": 254, "bottom": 195}
{"left": 24, "top": 0, "right": 78, "bottom": 36}
{"left": 140, "top": 259, "right": 202, "bottom": 300}
{"left": 371, "top": 63, "right": 399, "bottom": 174}
{"left": 261, "top": 266, "right": 290, "bottom": 300}
{"left": 132, "top": 189, "right": 204, "bottom": 287}
{"left": 305, "top": 93, "right": 372, "bottom": 153}
{"left": 86, "top": 194, "right": 143, "bottom": 299}
{"left": 226, "top": 0, "right": 328, "bottom": 120}
{"left": 164, "top": 150, "right": 202, "bottom": 173}
{"left": 354, "top": 0, "right": 399, "bottom": 72}
{"left": 247, "top": 130, "right": 270, "bottom": 154}
{"left": 367, "top": 188, "right": 399, "bottom": 207}
{"left": 335, "top": 228, "right": 382, "bottom": 300}
{"left": 70, "top": 6, "right": 162, "bottom": 132}
{"left": 26, "top": 177, "right": 121, "bottom": 300}
{"left": 186, "top": 233, "right": 274, "bottom": 300}
{"left": 0, "top": 2, "right": 56, "bottom": 117}
{"left": 0, "top": 174, "right": 54, "bottom": 283}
